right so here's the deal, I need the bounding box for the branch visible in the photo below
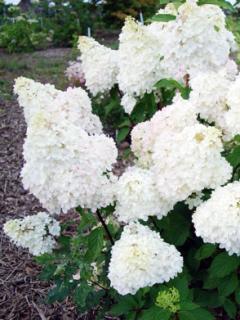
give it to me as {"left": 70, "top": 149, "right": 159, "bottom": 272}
{"left": 96, "top": 210, "right": 114, "bottom": 245}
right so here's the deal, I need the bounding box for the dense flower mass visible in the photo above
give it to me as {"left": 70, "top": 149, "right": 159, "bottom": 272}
{"left": 153, "top": 0, "right": 237, "bottom": 81}
{"left": 152, "top": 124, "right": 232, "bottom": 203}
{"left": 4, "top": 212, "right": 60, "bottom": 256}
{"left": 15, "top": 78, "right": 117, "bottom": 214}
{"left": 78, "top": 36, "right": 118, "bottom": 96}
{"left": 14, "top": 77, "right": 59, "bottom": 124}
{"left": 117, "top": 1, "right": 236, "bottom": 113}
{"left": 131, "top": 96, "right": 197, "bottom": 168}
{"left": 22, "top": 118, "right": 117, "bottom": 214}
{"left": 108, "top": 222, "right": 183, "bottom": 295}
{"left": 117, "top": 17, "right": 166, "bottom": 113}
{"left": 114, "top": 166, "right": 174, "bottom": 223}
{"left": 189, "top": 70, "right": 233, "bottom": 128}
{"left": 193, "top": 182, "right": 240, "bottom": 256}
{"left": 14, "top": 78, "right": 103, "bottom": 135}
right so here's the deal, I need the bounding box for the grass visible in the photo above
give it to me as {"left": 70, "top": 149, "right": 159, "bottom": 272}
{"left": 0, "top": 48, "right": 75, "bottom": 102}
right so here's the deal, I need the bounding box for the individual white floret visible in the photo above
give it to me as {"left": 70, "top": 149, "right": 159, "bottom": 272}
{"left": 108, "top": 222, "right": 183, "bottom": 295}
{"left": 193, "top": 182, "right": 240, "bottom": 256}
{"left": 114, "top": 167, "right": 174, "bottom": 223}
{"left": 152, "top": 124, "right": 232, "bottom": 204}
{"left": 78, "top": 36, "right": 118, "bottom": 96}
{"left": 3, "top": 212, "right": 60, "bottom": 256}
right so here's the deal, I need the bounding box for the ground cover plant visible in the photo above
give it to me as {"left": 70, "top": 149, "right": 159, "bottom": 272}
{"left": 3, "top": 0, "right": 240, "bottom": 319}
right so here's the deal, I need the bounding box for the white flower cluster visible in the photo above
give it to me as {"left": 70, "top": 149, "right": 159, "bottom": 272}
{"left": 114, "top": 167, "right": 174, "bottom": 223}
{"left": 152, "top": 124, "right": 232, "bottom": 203}
{"left": 108, "top": 222, "right": 183, "bottom": 295}
{"left": 74, "top": 0, "right": 236, "bottom": 113}
{"left": 14, "top": 77, "right": 59, "bottom": 125}
{"left": 3, "top": 212, "right": 60, "bottom": 256}
{"left": 14, "top": 77, "right": 102, "bottom": 135}
{"left": 78, "top": 36, "right": 118, "bottom": 96}
{"left": 131, "top": 96, "right": 197, "bottom": 168}
{"left": 117, "top": 95, "right": 231, "bottom": 225}
{"left": 65, "top": 60, "right": 85, "bottom": 86}
{"left": 117, "top": 17, "right": 166, "bottom": 113}
{"left": 154, "top": 0, "right": 236, "bottom": 81}
{"left": 188, "top": 69, "right": 240, "bottom": 141}
{"left": 193, "top": 182, "right": 240, "bottom": 256}
{"left": 189, "top": 70, "right": 233, "bottom": 128}
{"left": 15, "top": 77, "right": 118, "bottom": 214}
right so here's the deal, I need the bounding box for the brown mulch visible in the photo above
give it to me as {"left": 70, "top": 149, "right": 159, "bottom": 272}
{"left": 0, "top": 99, "right": 88, "bottom": 319}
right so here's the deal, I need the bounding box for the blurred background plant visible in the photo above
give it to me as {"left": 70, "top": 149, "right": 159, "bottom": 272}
{"left": 0, "top": 0, "right": 162, "bottom": 53}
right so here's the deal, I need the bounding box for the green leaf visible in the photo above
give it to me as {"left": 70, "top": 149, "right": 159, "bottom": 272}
{"left": 118, "top": 118, "right": 131, "bottom": 128}
{"left": 47, "top": 281, "right": 70, "bottom": 304}
{"left": 203, "top": 275, "right": 220, "bottom": 290}
{"left": 224, "top": 299, "right": 237, "bottom": 319}
{"left": 139, "top": 306, "right": 171, "bottom": 320}
{"left": 198, "top": 0, "right": 235, "bottom": 11}
{"left": 109, "top": 296, "right": 137, "bottom": 316}
{"left": 155, "top": 78, "right": 190, "bottom": 99}
{"left": 130, "top": 92, "right": 157, "bottom": 122}
{"left": 170, "top": 273, "right": 190, "bottom": 301}
{"left": 74, "top": 282, "right": 92, "bottom": 308}
{"left": 158, "top": 208, "right": 191, "bottom": 246}
{"left": 235, "top": 286, "right": 240, "bottom": 304}
{"left": 209, "top": 252, "right": 240, "bottom": 278}
{"left": 179, "top": 308, "right": 214, "bottom": 320}
{"left": 218, "top": 273, "right": 238, "bottom": 297}
{"left": 150, "top": 14, "right": 176, "bottom": 22}
{"left": 194, "top": 289, "right": 221, "bottom": 308}
{"left": 226, "top": 145, "right": 240, "bottom": 167}
{"left": 77, "top": 212, "right": 96, "bottom": 232}
{"left": 195, "top": 244, "right": 216, "bottom": 261}
{"left": 84, "top": 227, "right": 104, "bottom": 262}
{"left": 116, "top": 126, "right": 130, "bottom": 143}
{"left": 180, "top": 302, "right": 199, "bottom": 311}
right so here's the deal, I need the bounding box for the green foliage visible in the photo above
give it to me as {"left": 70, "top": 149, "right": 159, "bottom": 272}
{"left": 198, "top": 0, "right": 235, "bottom": 11}
{"left": 208, "top": 252, "right": 240, "bottom": 278}
{"left": 139, "top": 306, "right": 171, "bottom": 319}
{"left": 149, "top": 13, "right": 176, "bottom": 22}
{"left": 0, "top": 18, "right": 51, "bottom": 53}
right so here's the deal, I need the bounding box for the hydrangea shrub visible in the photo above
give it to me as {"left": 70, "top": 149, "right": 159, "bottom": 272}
{"left": 4, "top": 0, "right": 240, "bottom": 319}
